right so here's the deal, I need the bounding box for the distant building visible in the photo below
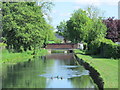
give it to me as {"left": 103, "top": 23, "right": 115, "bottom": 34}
{"left": 116, "top": 42, "right": 120, "bottom": 44}
{"left": 55, "top": 33, "right": 64, "bottom": 41}
{"left": 118, "top": 1, "right": 120, "bottom": 19}
{"left": 55, "top": 33, "right": 64, "bottom": 43}
{"left": 55, "top": 34, "right": 72, "bottom": 43}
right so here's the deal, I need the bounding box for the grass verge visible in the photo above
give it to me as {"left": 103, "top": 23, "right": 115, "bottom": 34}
{"left": 74, "top": 49, "right": 119, "bottom": 88}
{"left": 1, "top": 48, "right": 48, "bottom": 64}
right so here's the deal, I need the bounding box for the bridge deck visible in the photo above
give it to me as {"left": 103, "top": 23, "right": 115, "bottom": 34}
{"left": 45, "top": 43, "right": 78, "bottom": 49}
{"left": 46, "top": 48, "right": 76, "bottom": 50}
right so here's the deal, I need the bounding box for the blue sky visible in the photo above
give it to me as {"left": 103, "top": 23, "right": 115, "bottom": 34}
{"left": 49, "top": 0, "right": 119, "bottom": 30}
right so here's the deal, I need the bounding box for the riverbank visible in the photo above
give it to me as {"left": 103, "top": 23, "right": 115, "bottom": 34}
{"left": 1, "top": 49, "right": 48, "bottom": 64}
{"left": 74, "top": 49, "right": 119, "bottom": 88}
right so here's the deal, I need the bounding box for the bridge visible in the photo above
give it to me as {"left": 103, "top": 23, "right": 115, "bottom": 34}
{"left": 45, "top": 43, "right": 79, "bottom": 53}
{"left": 45, "top": 43, "right": 78, "bottom": 49}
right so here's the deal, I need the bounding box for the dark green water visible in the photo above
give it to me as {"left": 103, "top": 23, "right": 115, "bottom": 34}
{"left": 2, "top": 53, "right": 97, "bottom": 88}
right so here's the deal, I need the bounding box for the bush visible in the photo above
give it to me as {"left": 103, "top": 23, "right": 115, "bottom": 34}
{"left": 87, "top": 38, "right": 120, "bottom": 58}
{"left": 87, "top": 39, "right": 101, "bottom": 55}
{"left": 83, "top": 42, "right": 88, "bottom": 50}
{"left": 100, "top": 41, "right": 120, "bottom": 58}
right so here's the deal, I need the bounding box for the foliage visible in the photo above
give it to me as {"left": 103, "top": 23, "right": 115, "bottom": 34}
{"left": 2, "top": 2, "right": 55, "bottom": 52}
{"left": 54, "top": 38, "right": 62, "bottom": 43}
{"left": 87, "top": 38, "right": 112, "bottom": 55}
{"left": 67, "top": 9, "right": 91, "bottom": 43}
{"left": 103, "top": 17, "right": 120, "bottom": 42}
{"left": 44, "top": 25, "right": 56, "bottom": 41}
{"left": 56, "top": 20, "right": 68, "bottom": 40}
{"left": 87, "top": 18, "right": 107, "bottom": 43}
{"left": 87, "top": 38, "right": 101, "bottom": 55}
{"left": 88, "top": 38, "right": 120, "bottom": 58}
{"left": 38, "top": 0, "right": 54, "bottom": 22}
{"left": 100, "top": 39, "right": 120, "bottom": 58}
{"left": 0, "top": 42, "right": 7, "bottom": 47}
{"left": 86, "top": 5, "right": 105, "bottom": 19}
{"left": 65, "top": 8, "right": 107, "bottom": 43}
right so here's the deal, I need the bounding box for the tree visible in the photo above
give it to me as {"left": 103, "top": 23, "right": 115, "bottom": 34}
{"left": 66, "top": 8, "right": 107, "bottom": 44}
{"left": 2, "top": 2, "right": 55, "bottom": 52}
{"left": 56, "top": 21, "right": 68, "bottom": 41}
{"left": 44, "top": 24, "right": 56, "bottom": 45}
{"left": 37, "top": 0, "right": 54, "bottom": 23}
{"left": 86, "top": 5, "right": 105, "bottom": 19}
{"left": 87, "top": 18, "right": 107, "bottom": 43}
{"left": 66, "top": 9, "right": 92, "bottom": 43}
{"left": 103, "top": 17, "right": 120, "bottom": 42}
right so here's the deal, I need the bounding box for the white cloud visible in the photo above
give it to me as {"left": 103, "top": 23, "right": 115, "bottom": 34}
{"left": 75, "top": 0, "right": 100, "bottom": 6}
{"left": 101, "top": 0, "right": 119, "bottom": 6}
{"left": 75, "top": 0, "right": 120, "bottom": 6}
{"left": 52, "top": 0, "right": 120, "bottom": 6}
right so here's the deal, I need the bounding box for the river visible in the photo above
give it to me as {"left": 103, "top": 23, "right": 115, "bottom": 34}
{"left": 2, "top": 53, "right": 97, "bottom": 88}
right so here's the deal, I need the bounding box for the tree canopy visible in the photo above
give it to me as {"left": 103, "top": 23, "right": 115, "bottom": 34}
{"left": 2, "top": 2, "right": 55, "bottom": 52}
{"left": 57, "top": 8, "right": 107, "bottom": 44}
{"left": 103, "top": 17, "right": 120, "bottom": 42}
{"left": 67, "top": 9, "right": 91, "bottom": 43}
{"left": 56, "top": 20, "right": 68, "bottom": 40}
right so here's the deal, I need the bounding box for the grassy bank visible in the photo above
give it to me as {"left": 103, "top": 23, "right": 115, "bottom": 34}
{"left": 74, "top": 49, "right": 119, "bottom": 88}
{"left": 1, "top": 49, "right": 48, "bottom": 64}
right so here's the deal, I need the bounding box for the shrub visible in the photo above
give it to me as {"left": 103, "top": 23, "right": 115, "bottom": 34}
{"left": 87, "top": 39, "right": 101, "bottom": 55}
{"left": 100, "top": 41, "right": 120, "bottom": 58}
{"left": 83, "top": 42, "right": 88, "bottom": 50}
{"left": 87, "top": 38, "right": 120, "bottom": 58}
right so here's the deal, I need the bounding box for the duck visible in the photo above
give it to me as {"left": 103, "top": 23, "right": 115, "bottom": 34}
{"left": 50, "top": 77, "right": 53, "bottom": 79}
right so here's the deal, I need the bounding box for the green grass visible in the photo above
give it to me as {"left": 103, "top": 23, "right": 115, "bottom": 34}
{"left": 74, "top": 49, "right": 119, "bottom": 88}
{"left": 0, "top": 42, "right": 7, "bottom": 47}
{"left": 1, "top": 49, "right": 48, "bottom": 64}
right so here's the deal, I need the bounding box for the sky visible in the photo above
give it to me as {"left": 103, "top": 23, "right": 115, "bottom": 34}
{"left": 48, "top": 0, "right": 120, "bottom": 30}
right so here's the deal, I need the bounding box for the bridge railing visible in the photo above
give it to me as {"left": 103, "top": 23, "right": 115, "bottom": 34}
{"left": 45, "top": 43, "right": 78, "bottom": 49}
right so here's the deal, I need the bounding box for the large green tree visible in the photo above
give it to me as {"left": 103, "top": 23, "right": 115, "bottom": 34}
{"left": 2, "top": 2, "right": 55, "bottom": 52}
{"left": 67, "top": 9, "right": 91, "bottom": 43}
{"left": 87, "top": 18, "right": 107, "bottom": 43}
{"left": 66, "top": 8, "right": 107, "bottom": 44}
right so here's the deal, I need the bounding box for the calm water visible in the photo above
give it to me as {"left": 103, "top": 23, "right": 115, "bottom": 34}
{"left": 2, "top": 53, "right": 97, "bottom": 88}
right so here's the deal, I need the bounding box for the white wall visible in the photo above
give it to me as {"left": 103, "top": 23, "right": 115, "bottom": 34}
{"left": 116, "top": 42, "right": 120, "bottom": 44}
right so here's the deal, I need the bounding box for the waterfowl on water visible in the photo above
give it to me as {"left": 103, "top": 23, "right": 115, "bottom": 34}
{"left": 50, "top": 76, "right": 64, "bottom": 80}
{"left": 61, "top": 77, "right": 63, "bottom": 79}
{"left": 50, "top": 77, "right": 53, "bottom": 79}
{"left": 56, "top": 76, "right": 59, "bottom": 78}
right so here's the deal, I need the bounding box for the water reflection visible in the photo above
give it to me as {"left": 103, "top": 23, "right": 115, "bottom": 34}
{"left": 2, "top": 53, "right": 97, "bottom": 88}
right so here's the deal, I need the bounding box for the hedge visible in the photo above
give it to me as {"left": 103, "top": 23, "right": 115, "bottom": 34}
{"left": 100, "top": 41, "right": 120, "bottom": 58}
{"left": 87, "top": 39, "right": 101, "bottom": 55}
{"left": 88, "top": 38, "right": 120, "bottom": 58}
